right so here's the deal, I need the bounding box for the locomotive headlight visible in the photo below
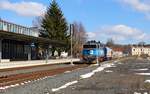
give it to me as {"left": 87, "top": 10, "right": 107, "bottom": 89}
{"left": 90, "top": 50, "right": 94, "bottom": 55}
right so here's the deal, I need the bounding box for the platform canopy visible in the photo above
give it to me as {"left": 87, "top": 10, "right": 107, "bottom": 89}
{"left": 0, "top": 30, "right": 65, "bottom": 47}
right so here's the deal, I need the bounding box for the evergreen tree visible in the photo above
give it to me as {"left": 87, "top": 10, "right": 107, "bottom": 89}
{"left": 41, "top": 0, "right": 69, "bottom": 56}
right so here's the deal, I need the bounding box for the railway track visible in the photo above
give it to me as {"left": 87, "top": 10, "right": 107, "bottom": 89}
{"left": 0, "top": 64, "right": 88, "bottom": 88}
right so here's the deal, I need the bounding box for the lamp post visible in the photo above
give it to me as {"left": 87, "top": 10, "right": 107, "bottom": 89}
{"left": 96, "top": 43, "right": 99, "bottom": 65}
{"left": 46, "top": 45, "right": 52, "bottom": 64}
{"left": 46, "top": 49, "right": 48, "bottom": 63}
{"left": 96, "top": 42, "right": 101, "bottom": 66}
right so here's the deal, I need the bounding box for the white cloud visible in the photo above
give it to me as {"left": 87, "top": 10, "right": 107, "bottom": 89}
{"left": 86, "top": 32, "right": 96, "bottom": 39}
{"left": 119, "top": 0, "right": 150, "bottom": 18}
{"left": 103, "top": 25, "right": 146, "bottom": 40}
{"left": 87, "top": 24, "right": 149, "bottom": 44}
{"left": 0, "top": 0, "right": 46, "bottom": 17}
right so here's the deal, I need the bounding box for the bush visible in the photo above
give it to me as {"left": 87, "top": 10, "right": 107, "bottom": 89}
{"left": 140, "top": 54, "right": 149, "bottom": 59}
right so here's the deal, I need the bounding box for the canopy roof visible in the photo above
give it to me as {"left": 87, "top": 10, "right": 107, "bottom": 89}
{"left": 0, "top": 30, "right": 65, "bottom": 47}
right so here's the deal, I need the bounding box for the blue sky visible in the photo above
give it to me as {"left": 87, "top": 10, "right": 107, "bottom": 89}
{"left": 0, "top": 0, "right": 150, "bottom": 44}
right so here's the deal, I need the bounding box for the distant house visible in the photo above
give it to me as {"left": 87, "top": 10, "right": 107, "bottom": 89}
{"left": 130, "top": 46, "right": 150, "bottom": 56}
{"left": 111, "top": 47, "right": 124, "bottom": 58}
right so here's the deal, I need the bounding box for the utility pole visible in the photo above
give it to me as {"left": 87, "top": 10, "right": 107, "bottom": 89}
{"left": 96, "top": 43, "right": 99, "bottom": 65}
{"left": 45, "top": 45, "right": 52, "bottom": 64}
{"left": 70, "top": 24, "right": 74, "bottom": 65}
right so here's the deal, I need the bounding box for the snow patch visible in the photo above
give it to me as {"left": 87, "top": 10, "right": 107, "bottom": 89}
{"left": 20, "top": 83, "right": 25, "bottom": 85}
{"left": 0, "top": 87, "right": 7, "bottom": 90}
{"left": 91, "top": 64, "right": 100, "bottom": 66}
{"left": 138, "top": 68, "right": 148, "bottom": 71}
{"left": 134, "top": 92, "right": 141, "bottom": 94}
{"left": 105, "top": 70, "right": 113, "bottom": 73}
{"left": 24, "top": 81, "right": 28, "bottom": 84}
{"left": 0, "top": 83, "right": 20, "bottom": 90}
{"left": 145, "top": 80, "right": 150, "bottom": 83}
{"left": 133, "top": 92, "right": 148, "bottom": 94}
{"left": 117, "top": 62, "right": 122, "bottom": 64}
{"left": 132, "top": 68, "right": 148, "bottom": 71}
{"left": 52, "top": 80, "right": 78, "bottom": 92}
{"left": 114, "top": 60, "right": 118, "bottom": 63}
{"left": 80, "top": 63, "right": 114, "bottom": 79}
{"left": 45, "top": 93, "right": 50, "bottom": 94}
{"left": 80, "top": 72, "right": 94, "bottom": 79}
{"left": 136, "top": 73, "right": 150, "bottom": 76}
{"left": 64, "top": 71, "right": 71, "bottom": 73}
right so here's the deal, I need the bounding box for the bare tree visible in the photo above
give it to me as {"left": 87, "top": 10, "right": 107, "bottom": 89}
{"left": 138, "top": 41, "right": 146, "bottom": 46}
{"left": 32, "top": 16, "right": 43, "bottom": 29}
{"left": 106, "top": 38, "right": 115, "bottom": 47}
{"left": 72, "top": 22, "right": 87, "bottom": 57}
{"left": 79, "top": 23, "right": 87, "bottom": 44}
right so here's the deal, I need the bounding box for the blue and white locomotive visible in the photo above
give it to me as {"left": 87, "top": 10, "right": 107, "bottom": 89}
{"left": 82, "top": 41, "right": 112, "bottom": 63}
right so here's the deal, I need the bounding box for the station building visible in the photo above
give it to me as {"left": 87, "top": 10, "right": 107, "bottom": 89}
{"left": 0, "top": 19, "right": 63, "bottom": 62}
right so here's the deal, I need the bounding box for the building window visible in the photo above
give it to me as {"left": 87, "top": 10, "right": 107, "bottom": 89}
{"left": 10, "top": 24, "right": 14, "bottom": 32}
{"left": 13, "top": 25, "right": 16, "bottom": 32}
{"left": 0, "top": 21, "right": 3, "bottom": 30}
{"left": 17, "top": 26, "right": 19, "bottom": 33}
{"left": 3, "top": 22, "right": 7, "bottom": 31}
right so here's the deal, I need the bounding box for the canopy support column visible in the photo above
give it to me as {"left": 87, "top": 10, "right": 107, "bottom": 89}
{"left": 28, "top": 45, "right": 31, "bottom": 60}
{"left": 0, "top": 39, "right": 2, "bottom": 62}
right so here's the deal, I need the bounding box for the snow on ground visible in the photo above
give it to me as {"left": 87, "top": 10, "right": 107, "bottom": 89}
{"left": 51, "top": 80, "right": 78, "bottom": 92}
{"left": 134, "top": 92, "right": 148, "bottom": 94}
{"left": 0, "top": 75, "right": 56, "bottom": 90}
{"left": 137, "top": 68, "right": 149, "bottom": 71}
{"left": 136, "top": 73, "right": 150, "bottom": 76}
{"left": 51, "top": 63, "right": 115, "bottom": 92}
{"left": 80, "top": 72, "right": 94, "bottom": 79}
{"left": 64, "top": 71, "right": 71, "bottom": 73}
{"left": 134, "top": 92, "right": 141, "bottom": 94}
{"left": 0, "top": 83, "right": 20, "bottom": 90}
{"left": 80, "top": 63, "right": 114, "bottom": 79}
{"left": 145, "top": 80, "right": 150, "bottom": 83}
{"left": 132, "top": 68, "right": 149, "bottom": 71}
{"left": 105, "top": 70, "right": 113, "bottom": 73}
{"left": 114, "top": 60, "right": 118, "bottom": 63}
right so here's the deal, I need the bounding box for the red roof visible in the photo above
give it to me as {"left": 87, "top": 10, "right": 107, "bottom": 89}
{"left": 112, "top": 47, "right": 124, "bottom": 52}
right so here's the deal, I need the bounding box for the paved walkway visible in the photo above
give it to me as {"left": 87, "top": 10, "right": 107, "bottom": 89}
{"left": 0, "top": 58, "right": 80, "bottom": 69}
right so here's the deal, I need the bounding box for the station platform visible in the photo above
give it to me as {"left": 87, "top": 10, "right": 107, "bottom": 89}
{"left": 0, "top": 58, "right": 80, "bottom": 69}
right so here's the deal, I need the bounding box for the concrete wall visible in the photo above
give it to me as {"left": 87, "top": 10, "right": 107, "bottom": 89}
{"left": 0, "top": 58, "right": 80, "bottom": 69}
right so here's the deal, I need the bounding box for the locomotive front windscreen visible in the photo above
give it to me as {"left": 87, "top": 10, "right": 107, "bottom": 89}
{"left": 83, "top": 45, "right": 97, "bottom": 48}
